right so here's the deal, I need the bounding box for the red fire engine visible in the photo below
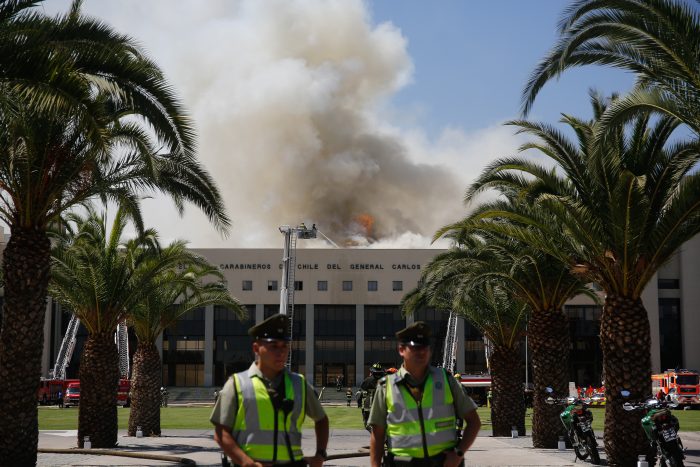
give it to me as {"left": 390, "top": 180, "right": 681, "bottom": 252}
{"left": 652, "top": 369, "right": 700, "bottom": 408}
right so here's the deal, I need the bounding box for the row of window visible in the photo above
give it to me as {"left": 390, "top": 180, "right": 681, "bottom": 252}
{"left": 241, "top": 280, "right": 405, "bottom": 292}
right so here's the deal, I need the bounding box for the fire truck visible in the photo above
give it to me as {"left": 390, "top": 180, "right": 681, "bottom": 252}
{"left": 652, "top": 369, "right": 700, "bottom": 408}
{"left": 457, "top": 374, "right": 492, "bottom": 406}
{"left": 38, "top": 378, "right": 130, "bottom": 407}
{"left": 37, "top": 378, "right": 78, "bottom": 405}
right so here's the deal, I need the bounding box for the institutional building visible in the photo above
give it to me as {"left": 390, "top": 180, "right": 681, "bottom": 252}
{"left": 37, "top": 240, "right": 700, "bottom": 388}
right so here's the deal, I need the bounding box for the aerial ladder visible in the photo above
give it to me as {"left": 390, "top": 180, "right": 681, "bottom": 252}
{"left": 51, "top": 313, "right": 80, "bottom": 380}
{"left": 116, "top": 319, "right": 130, "bottom": 379}
{"left": 278, "top": 223, "right": 318, "bottom": 369}
{"left": 441, "top": 311, "right": 459, "bottom": 373}
{"left": 51, "top": 313, "right": 130, "bottom": 380}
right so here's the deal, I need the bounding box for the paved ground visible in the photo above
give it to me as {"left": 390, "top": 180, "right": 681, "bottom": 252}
{"left": 38, "top": 429, "right": 700, "bottom": 466}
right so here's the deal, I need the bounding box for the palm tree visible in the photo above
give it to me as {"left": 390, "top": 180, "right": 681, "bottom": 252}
{"left": 127, "top": 256, "right": 246, "bottom": 437}
{"left": 468, "top": 92, "right": 700, "bottom": 465}
{"left": 49, "top": 205, "right": 209, "bottom": 448}
{"left": 522, "top": 0, "right": 700, "bottom": 134}
{"left": 403, "top": 244, "right": 528, "bottom": 437}
{"left": 437, "top": 205, "right": 598, "bottom": 448}
{"left": 0, "top": 2, "right": 228, "bottom": 463}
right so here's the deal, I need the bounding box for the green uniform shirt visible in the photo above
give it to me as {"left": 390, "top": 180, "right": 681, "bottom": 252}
{"left": 210, "top": 363, "right": 326, "bottom": 427}
{"left": 368, "top": 366, "right": 477, "bottom": 428}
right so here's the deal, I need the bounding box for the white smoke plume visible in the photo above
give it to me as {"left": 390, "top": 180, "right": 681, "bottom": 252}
{"left": 44, "top": 0, "right": 521, "bottom": 248}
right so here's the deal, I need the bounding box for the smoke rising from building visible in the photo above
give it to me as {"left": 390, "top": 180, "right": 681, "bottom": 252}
{"left": 48, "top": 0, "right": 520, "bottom": 247}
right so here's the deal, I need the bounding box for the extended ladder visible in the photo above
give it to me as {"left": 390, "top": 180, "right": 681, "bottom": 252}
{"left": 441, "top": 311, "right": 459, "bottom": 373}
{"left": 52, "top": 313, "right": 80, "bottom": 380}
{"left": 116, "top": 320, "right": 130, "bottom": 379}
{"left": 279, "top": 223, "right": 317, "bottom": 368}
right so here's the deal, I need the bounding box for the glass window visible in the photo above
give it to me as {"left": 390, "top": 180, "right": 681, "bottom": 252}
{"left": 268, "top": 280, "right": 278, "bottom": 291}
{"left": 242, "top": 280, "right": 253, "bottom": 291}
{"left": 392, "top": 281, "right": 403, "bottom": 291}
{"left": 368, "top": 281, "right": 378, "bottom": 292}
{"left": 318, "top": 280, "right": 328, "bottom": 291}
{"left": 342, "top": 281, "right": 353, "bottom": 291}
{"left": 658, "top": 278, "right": 680, "bottom": 289}
{"left": 294, "top": 280, "right": 303, "bottom": 291}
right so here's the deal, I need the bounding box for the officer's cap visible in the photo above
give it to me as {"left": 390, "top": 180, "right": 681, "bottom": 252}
{"left": 396, "top": 321, "right": 431, "bottom": 346}
{"left": 248, "top": 313, "right": 290, "bottom": 342}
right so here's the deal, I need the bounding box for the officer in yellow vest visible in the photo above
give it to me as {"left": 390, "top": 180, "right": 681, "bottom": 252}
{"left": 368, "top": 322, "right": 481, "bottom": 467}
{"left": 211, "top": 314, "right": 329, "bottom": 466}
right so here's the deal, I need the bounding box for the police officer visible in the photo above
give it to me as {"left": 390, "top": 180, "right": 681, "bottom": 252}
{"left": 211, "top": 314, "right": 329, "bottom": 466}
{"left": 368, "top": 322, "right": 481, "bottom": 467}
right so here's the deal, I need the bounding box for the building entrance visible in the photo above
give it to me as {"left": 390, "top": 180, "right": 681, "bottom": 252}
{"left": 316, "top": 363, "right": 354, "bottom": 388}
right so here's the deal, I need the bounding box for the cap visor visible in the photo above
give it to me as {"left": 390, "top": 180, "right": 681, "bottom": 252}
{"left": 257, "top": 337, "right": 291, "bottom": 342}
{"left": 404, "top": 340, "right": 430, "bottom": 347}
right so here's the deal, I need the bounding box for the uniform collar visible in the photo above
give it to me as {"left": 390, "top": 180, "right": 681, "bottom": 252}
{"left": 247, "top": 362, "right": 286, "bottom": 383}
{"left": 396, "top": 364, "right": 430, "bottom": 386}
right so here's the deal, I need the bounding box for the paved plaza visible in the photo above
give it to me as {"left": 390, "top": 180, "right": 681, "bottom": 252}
{"left": 38, "top": 429, "right": 700, "bottom": 466}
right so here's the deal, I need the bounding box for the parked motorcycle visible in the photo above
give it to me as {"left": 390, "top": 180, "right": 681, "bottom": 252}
{"left": 545, "top": 387, "right": 601, "bottom": 464}
{"left": 621, "top": 390, "right": 685, "bottom": 467}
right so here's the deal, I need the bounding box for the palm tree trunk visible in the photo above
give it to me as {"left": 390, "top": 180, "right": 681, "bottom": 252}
{"left": 78, "top": 332, "right": 119, "bottom": 448}
{"left": 0, "top": 227, "right": 51, "bottom": 466}
{"left": 528, "top": 308, "right": 570, "bottom": 448}
{"left": 600, "top": 294, "right": 651, "bottom": 467}
{"left": 128, "top": 342, "right": 162, "bottom": 436}
{"left": 490, "top": 344, "right": 526, "bottom": 437}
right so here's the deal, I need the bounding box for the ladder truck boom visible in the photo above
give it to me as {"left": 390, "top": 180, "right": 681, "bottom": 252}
{"left": 52, "top": 313, "right": 80, "bottom": 381}
{"left": 279, "top": 223, "right": 317, "bottom": 369}
{"left": 441, "top": 311, "right": 458, "bottom": 373}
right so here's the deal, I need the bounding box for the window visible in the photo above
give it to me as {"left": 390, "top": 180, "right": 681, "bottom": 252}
{"left": 318, "top": 280, "right": 328, "bottom": 291}
{"left": 368, "top": 280, "right": 378, "bottom": 292}
{"left": 242, "top": 280, "right": 253, "bottom": 291}
{"left": 342, "top": 280, "right": 353, "bottom": 291}
{"left": 658, "top": 278, "right": 680, "bottom": 289}
{"left": 294, "top": 280, "right": 303, "bottom": 291}
{"left": 267, "top": 280, "right": 278, "bottom": 291}
{"left": 392, "top": 281, "right": 403, "bottom": 291}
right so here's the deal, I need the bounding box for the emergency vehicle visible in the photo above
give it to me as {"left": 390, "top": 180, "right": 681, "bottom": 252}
{"left": 37, "top": 378, "right": 78, "bottom": 405}
{"left": 652, "top": 369, "right": 700, "bottom": 408}
{"left": 37, "top": 378, "right": 130, "bottom": 407}
{"left": 457, "top": 374, "right": 491, "bottom": 406}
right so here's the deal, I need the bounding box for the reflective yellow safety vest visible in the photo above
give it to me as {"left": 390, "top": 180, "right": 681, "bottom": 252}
{"left": 386, "top": 367, "right": 457, "bottom": 458}
{"left": 232, "top": 370, "right": 306, "bottom": 462}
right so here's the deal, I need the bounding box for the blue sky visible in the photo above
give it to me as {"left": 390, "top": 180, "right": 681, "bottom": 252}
{"left": 369, "top": 1, "right": 634, "bottom": 137}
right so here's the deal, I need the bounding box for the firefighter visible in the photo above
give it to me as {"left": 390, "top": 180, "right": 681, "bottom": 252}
{"left": 360, "top": 363, "right": 386, "bottom": 430}
{"left": 368, "top": 322, "right": 481, "bottom": 467}
{"left": 211, "top": 313, "right": 329, "bottom": 467}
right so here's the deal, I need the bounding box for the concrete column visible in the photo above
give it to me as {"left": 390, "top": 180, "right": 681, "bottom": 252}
{"left": 642, "top": 273, "right": 661, "bottom": 373}
{"left": 156, "top": 332, "right": 163, "bottom": 360}
{"left": 681, "top": 236, "right": 700, "bottom": 370}
{"left": 42, "top": 297, "right": 52, "bottom": 378}
{"left": 255, "top": 304, "right": 264, "bottom": 324}
{"left": 455, "top": 316, "right": 465, "bottom": 373}
{"left": 306, "top": 303, "right": 314, "bottom": 384}
{"left": 406, "top": 312, "right": 414, "bottom": 326}
{"left": 204, "top": 305, "right": 214, "bottom": 386}
{"left": 52, "top": 302, "right": 63, "bottom": 366}
{"left": 355, "top": 304, "right": 364, "bottom": 388}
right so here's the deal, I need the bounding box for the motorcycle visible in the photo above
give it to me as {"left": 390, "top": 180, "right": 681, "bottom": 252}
{"left": 545, "top": 387, "right": 601, "bottom": 465}
{"left": 621, "top": 390, "right": 685, "bottom": 467}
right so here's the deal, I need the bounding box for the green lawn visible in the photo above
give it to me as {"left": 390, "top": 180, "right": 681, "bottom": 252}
{"left": 38, "top": 405, "right": 700, "bottom": 432}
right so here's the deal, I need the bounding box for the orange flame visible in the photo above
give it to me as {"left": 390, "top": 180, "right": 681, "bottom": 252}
{"left": 354, "top": 213, "right": 375, "bottom": 238}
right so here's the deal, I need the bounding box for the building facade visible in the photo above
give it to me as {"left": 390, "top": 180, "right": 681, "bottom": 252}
{"left": 38, "top": 241, "right": 700, "bottom": 388}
